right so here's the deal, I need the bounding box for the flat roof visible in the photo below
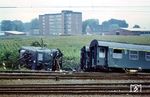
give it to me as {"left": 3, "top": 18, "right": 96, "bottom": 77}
{"left": 40, "top": 10, "right": 82, "bottom": 16}
{"left": 121, "top": 28, "right": 150, "bottom": 32}
{"left": 45, "top": 13, "right": 61, "bottom": 15}
{"left": 90, "top": 40, "right": 150, "bottom": 51}
{"left": 21, "top": 46, "right": 58, "bottom": 53}
{"left": 62, "top": 10, "right": 82, "bottom": 14}
{"left": 4, "top": 31, "right": 26, "bottom": 35}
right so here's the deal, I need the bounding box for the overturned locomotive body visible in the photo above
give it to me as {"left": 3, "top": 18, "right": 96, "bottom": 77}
{"left": 80, "top": 39, "right": 150, "bottom": 72}
{"left": 19, "top": 46, "right": 63, "bottom": 71}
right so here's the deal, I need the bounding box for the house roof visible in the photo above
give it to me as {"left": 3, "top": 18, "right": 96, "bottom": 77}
{"left": 90, "top": 40, "right": 150, "bottom": 51}
{"left": 4, "top": 31, "right": 26, "bottom": 35}
{"left": 121, "top": 28, "right": 150, "bottom": 32}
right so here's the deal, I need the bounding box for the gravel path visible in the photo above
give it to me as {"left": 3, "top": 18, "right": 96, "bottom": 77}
{"left": 0, "top": 94, "right": 149, "bottom": 97}
{"left": 0, "top": 79, "right": 149, "bottom": 85}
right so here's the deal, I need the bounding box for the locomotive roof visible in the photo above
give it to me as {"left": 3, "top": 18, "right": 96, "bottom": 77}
{"left": 21, "top": 46, "right": 57, "bottom": 52}
{"left": 90, "top": 39, "right": 150, "bottom": 51}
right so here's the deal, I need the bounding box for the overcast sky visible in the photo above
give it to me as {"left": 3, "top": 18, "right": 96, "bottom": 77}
{"left": 0, "top": 0, "right": 150, "bottom": 28}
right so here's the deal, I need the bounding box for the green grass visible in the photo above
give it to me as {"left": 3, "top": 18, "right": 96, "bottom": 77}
{"left": 0, "top": 35, "right": 150, "bottom": 70}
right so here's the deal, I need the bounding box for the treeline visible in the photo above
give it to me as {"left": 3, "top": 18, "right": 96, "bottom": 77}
{"left": 1, "top": 18, "right": 39, "bottom": 32}
{"left": 1, "top": 18, "right": 131, "bottom": 34}
{"left": 82, "top": 18, "right": 129, "bottom": 34}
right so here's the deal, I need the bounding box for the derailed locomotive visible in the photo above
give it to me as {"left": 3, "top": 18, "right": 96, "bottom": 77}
{"left": 80, "top": 39, "right": 150, "bottom": 72}
{"left": 19, "top": 46, "right": 63, "bottom": 71}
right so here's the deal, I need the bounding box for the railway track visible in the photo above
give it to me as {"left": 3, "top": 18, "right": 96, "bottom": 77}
{"left": 0, "top": 71, "right": 150, "bottom": 96}
{"left": 1, "top": 70, "right": 150, "bottom": 75}
{"left": 0, "top": 83, "right": 149, "bottom": 95}
{"left": 0, "top": 71, "right": 150, "bottom": 80}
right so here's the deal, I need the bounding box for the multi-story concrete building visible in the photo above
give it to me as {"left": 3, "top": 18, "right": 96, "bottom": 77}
{"left": 39, "top": 10, "right": 82, "bottom": 35}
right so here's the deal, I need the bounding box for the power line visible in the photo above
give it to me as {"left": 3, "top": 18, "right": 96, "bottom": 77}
{"left": 0, "top": 7, "right": 17, "bottom": 8}
{"left": 0, "top": 6, "right": 150, "bottom": 8}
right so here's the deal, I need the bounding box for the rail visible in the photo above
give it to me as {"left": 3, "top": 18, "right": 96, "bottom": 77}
{"left": 0, "top": 83, "right": 149, "bottom": 95}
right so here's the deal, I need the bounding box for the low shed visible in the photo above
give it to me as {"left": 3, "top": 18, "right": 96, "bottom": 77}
{"left": 111, "top": 28, "right": 150, "bottom": 35}
{"left": 4, "top": 31, "right": 26, "bottom": 36}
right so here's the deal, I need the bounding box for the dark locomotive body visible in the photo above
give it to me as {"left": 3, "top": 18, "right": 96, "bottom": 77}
{"left": 80, "top": 39, "right": 150, "bottom": 72}
{"left": 19, "top": 46, "right": 63, "bottom": 71}
{"left": 80, "top": 46, "right": 90, "bottom": 71}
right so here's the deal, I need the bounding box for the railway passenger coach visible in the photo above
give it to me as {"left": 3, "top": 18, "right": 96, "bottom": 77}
{"left": 80, "top": 39, "right": 150, "bottom": 72}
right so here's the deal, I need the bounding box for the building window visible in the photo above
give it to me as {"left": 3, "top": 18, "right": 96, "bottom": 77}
{"left": 42, "top": 23, "right": 45, "bottom": 25}
{"left": 56, "top": 18, "right": 61, "bottom": 21}
{"left": 67, "top": 17, "right": 71, "bottom": 20}
{"left": 145, "top": 52, "right": 150, "bottom": 61}
{"left": 112, "top": 49, "right": 123, "bottom": 59}
{"left": 42, "top": 19, "right": 45, "bottom": 22}
{"left": 56, "top": 15, "right": 61, "bottom": 18}
{"left": 129, "top": 51, "right": 139, "bottom": 60}
{"left": 67, "top": 28, "right": 71, "bottom": 32}
{"left": 66, "top": 21, "right": 71, "bottom": 25}
{"left": 66, "top": 14, "right": 71, "bottom": 17}
{"left": 49, "top": 22, "right": 54, "bottom": 24}
{"left": 99, "top": 48, "right": 105, "bottom": 58}
{"left": 49, "top": 16, "right": 54, "bottom": 18}
{"left": 67, "top": 25, "right": 71, "bottom": 28}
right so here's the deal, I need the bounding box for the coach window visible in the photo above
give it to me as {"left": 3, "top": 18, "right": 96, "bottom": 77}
{"left": 112, "top": 49, "right": 123, "bottom": 59}
{"left": 99, "top": 48, "right": 105, "bottom": 58}
{"left": 145, "top": 52, "right": 150, "bottom": 61}
{"left": 129, "top": 51, "right": 139, "bottom": 60}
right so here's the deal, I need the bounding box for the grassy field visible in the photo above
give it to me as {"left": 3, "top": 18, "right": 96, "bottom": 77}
{"left": 0, "top": 35, "right": 150, "bottom": 70}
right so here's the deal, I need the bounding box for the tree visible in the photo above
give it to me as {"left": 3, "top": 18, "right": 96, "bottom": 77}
{"left": 133, "top": 25, "right": 140, "bottom": 28}
{"left": 101, "top": 21, "right": 110, "bottom": 32}
{"left": 31, "top": 39, "right": 47, "bottom": 47}
{"left": 109, "top": 24, "right": 120, "bottom": 31}
{"left": 23, "top": 22, "right": 31, "bottom": 32}
{"left": 23, "top": 18, "right": 39, "bottom": 34}
{"left": 101, "top": 18, "right": 128, "bottom": 31}
{"left": 107, "top": 19, "right": 128, "bottom": 28}
{"left": 12, "top": 20, "right": 24, "bottom": 31}
{"left": 30, "top": 18, "right": 39, "bottom": 29}
{"left": 82, "top": 19, "right": 100, "bottom": 34}
{"left": 1, "top": 20, "right": 24, "bottom": 31}
{"left": 1, "top": 20, "right": 13, "bottom": 31}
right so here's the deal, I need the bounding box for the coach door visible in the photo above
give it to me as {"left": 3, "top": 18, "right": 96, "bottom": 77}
{"left": 97, "top": 46, "right": 108, "bottom": 66}
{"left": 90, "top": 46, "right": 97, "bottom": 68}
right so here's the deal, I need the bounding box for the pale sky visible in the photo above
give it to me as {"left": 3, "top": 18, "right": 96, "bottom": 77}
{"left": 0, "top": 0, "right": 150, "bottom": 28}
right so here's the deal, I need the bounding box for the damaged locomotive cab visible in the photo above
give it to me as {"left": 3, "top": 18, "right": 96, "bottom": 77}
{"left": 19, "top": 46, "right": 63, "bottom": 71}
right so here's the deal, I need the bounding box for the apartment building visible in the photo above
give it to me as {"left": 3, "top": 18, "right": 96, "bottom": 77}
{"left": 39, "top": 10, "right": 82, "bottom": 35}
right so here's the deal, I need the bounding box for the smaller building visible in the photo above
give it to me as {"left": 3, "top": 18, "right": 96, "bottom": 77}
{"left": 30, "top": 29, "right": 40, "bottom": 35}
{"left": 0, "top": 32, "right": 5, "bottom": 36}
{"left": 4, "top": 31, "right": 26, "bottom": 36}
{"left": 109, "top": 28, "right": 150, "bottom": 36}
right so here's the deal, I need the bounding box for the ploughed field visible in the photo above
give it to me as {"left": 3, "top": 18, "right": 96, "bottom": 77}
{"left": 0, "top": 71, "right": 150, "bottom": 97}
{"left": 0, "top": 35, "right": 150, "bottom": 69}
